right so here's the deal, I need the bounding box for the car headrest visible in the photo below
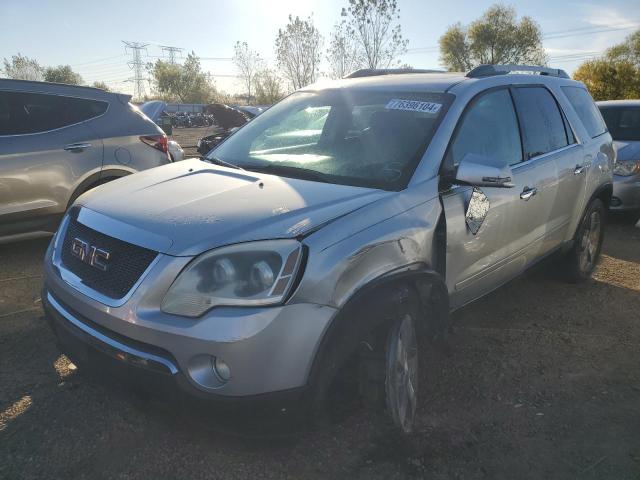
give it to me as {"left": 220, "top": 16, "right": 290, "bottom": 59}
{"left": 369, "top": 110, "right": 421, "bottom": 139}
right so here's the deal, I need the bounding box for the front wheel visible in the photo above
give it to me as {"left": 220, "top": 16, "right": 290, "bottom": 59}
{"left": 565, "top": 198, "right": 605, "bottom": 282}
{"left": 357, "top": 288, "right": 422, "bottom": 434}
{"left": 385, "top": 312, "right": 419, "bottom": 433}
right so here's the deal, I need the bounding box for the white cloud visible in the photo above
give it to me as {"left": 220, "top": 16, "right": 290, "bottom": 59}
{"left": 578, "top": 3, "right": 636, "bottom": 28}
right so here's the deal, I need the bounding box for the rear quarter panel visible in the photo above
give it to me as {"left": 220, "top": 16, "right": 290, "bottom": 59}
{"left": 90, "top": 101, "right": 170, "bottom": 175}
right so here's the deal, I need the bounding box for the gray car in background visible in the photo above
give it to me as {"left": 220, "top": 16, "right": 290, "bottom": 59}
{"left": 0, "top": 79, "right": 171, "bottom": 243}
{"left": 43, "top": 65, "right": 613, "bottom": 433}
{"left": 597, "top": 100, "right": 640, "bottom": 212}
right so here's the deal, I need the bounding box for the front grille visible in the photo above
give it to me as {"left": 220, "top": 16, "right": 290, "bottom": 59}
{"left": 60, "top": 218, "right": 157, "bottom": 299}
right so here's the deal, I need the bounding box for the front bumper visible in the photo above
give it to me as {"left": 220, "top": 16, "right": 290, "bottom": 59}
{"left": 44, "top": 248, "right": 337, "bottom": 399}
{"left": 611, "top": 174, "right": 640, "bottom": 211}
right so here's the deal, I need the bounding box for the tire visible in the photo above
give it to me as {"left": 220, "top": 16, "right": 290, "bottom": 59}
{"left": 358, "top": 287, "right": 421, "bottom": 434}
{"left": 565, "top": 198, "right": 606, "bottom": 283}
{"left": 66, "top": 177, "right": 113, "bottom": 209}
{"left": 385, "top": 310, "right": 419, "bottom": 433}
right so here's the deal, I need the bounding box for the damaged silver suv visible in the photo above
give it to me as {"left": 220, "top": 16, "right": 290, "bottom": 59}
{"left": 43, "top": 65, "right": 613, "bottom": 433}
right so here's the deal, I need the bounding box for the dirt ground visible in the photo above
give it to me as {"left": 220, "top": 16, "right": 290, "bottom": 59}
{"left": 1, "top": 215, "right": 639, "bottom": 480}
{"left": 170, "top": 126, "right": 216, "bottom": 158}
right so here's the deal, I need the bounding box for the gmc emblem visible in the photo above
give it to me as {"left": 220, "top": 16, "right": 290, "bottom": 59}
{"left": 71, "top": 237, "right": 111, "bottom": 271}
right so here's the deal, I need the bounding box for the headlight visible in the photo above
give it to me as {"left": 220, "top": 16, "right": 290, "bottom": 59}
{"left": 161, "top": 240, "right": 304, "bottom": 317}
{"left": 613, "top": 159, "right": 640, "bottom": 176}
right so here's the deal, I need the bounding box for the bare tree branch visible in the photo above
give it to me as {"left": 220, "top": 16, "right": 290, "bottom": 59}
{"left": 233, "top": 41, "right": 263, "bottom": 104}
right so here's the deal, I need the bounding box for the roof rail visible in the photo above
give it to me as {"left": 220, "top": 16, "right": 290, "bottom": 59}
{"left": 345, "top": 68, "right": 446, "bottom": 79}
{"left": 0, "top": 78, "right": 133, "bottom": 102}
{"left": 466, "top": 64, "right": 570, "bottom": 79}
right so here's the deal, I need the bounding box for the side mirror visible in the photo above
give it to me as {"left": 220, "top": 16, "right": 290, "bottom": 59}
{"left": 455, "top": 153, "right": 515, "bottom": 188}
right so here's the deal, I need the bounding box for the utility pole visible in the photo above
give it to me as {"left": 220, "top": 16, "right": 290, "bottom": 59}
{"left": 123, "top": 41, "right": 149, "bottom": 100}
{"left": 160, "top": 45, "right": 183, "bottom": 64}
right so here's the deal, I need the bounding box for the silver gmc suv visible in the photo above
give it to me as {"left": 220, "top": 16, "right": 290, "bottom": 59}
{"left": 42, "top": 65, "right": 614, "bottom": 433}
{"left": 597, "top": 100, "right": 640, "bottom": 212}
{"left": 0, "top": 79, "right": 171, "bottom": 244}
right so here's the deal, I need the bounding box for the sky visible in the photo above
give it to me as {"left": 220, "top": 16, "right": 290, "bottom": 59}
{"left": 1, "top": 0, "right": 639, "bottom": 97}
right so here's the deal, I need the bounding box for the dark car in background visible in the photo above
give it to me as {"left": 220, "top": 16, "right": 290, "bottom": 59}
{"left": 196, "top": 104, "right": 262, "bottom": 155}
{"left": 0, "top": 79, "right": 171, "bottom": 243}
{"left": 598, "top": 100, "right": 640, "bottom": 213}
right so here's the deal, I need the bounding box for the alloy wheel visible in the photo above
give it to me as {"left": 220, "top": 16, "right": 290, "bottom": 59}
{"left": 385, "top": 313, "right": 418, "bottom": 433}
{"left": 579, "top": 210, "right": 601, "bottom": 273}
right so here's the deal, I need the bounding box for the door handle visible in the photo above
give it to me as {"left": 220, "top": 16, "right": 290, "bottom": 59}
{"left": 574, "top": 164, "right": 588, "bottom": 175}
{"left": 64, "top": 143, "right": 92, "bottom": 151}
{"left": 520, "top": 187, "right": 537, "bottom": 201}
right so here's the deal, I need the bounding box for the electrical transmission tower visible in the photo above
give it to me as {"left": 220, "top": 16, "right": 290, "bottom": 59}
{"left": 160, "top": 45, "right": 183, "bottom": 64}
{"left": 123, "top": 41, "right": 149, "bottom": 100}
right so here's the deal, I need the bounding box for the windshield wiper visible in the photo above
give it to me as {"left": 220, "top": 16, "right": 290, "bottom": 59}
{"left": 205, "top": 156, "right": 244, "bottom": 170}
{"left": 243, "top": 164, "right": 334, "bottom": 183}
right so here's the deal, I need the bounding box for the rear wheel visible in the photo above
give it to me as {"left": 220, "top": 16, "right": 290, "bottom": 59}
{"left": 67, "top": 177, "right": 118, "bottom": 209}
{"left": 565, "top": 198, "right": 605, "bottom": 282}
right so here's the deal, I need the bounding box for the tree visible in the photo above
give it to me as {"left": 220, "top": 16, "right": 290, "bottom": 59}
{"left": 573, "top": 29, "right": 640, "bottom": 100}
{"left": 342, "top": 0, "right": 408, "bottom": 69}
{"left": 2, "top": 54, "right": 43, "bottom": 81}
{"left": 253, "top": 69, "right": 285, "bottom": 104}
{"left": 233, "top": 41, "right": 263, "bottom": 103}
{"left": 275, "top": 15, "right": 323, "bottom": 90}
{"left": 43, "top": 65, "right": 83, "bottom": 85}
{"left": 574, "top": 59, "right": 640, "bottom": 100}
{"left": 92, "top": 81, "right": 110, "bottom": 91}
{"left": 439, "top": 24, "right": 472, "bottom": 71}
{"left": 439, "top": 4, "right": 546, "bottom": 71}
{"left": 326, "top": 21, "right": 363, "bottom": 78}
{"left": 149, "top": 52, "right": 217, "bottom": 103}
{"left": 606, "top": 30, "right": 640, "bottom": 67}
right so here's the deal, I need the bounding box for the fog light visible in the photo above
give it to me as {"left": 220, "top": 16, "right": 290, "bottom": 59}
{"left": 214, "top": 357, "right": 231, "bottom": 381}
{"left": 611, "top": 196, "right": 622, "bottom": 207}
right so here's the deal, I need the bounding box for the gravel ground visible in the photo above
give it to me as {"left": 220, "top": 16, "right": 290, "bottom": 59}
{"left": 170, "top": 126, "right": 216, "bottom": 158}
{"left": 1, "top": 216, "right": 639, "bottom": 480}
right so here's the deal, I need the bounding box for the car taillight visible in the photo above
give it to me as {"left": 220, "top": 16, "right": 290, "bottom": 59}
{"left": 140, "top": 135, "right": 168, "bottom": 154}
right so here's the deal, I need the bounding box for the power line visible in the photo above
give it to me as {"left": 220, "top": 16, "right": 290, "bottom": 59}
{"left": 145, "top": 55, "right": 234, "bottom": 61}
{"left": 403, "top": 21, "right": 640, "bottom": 56}
{"left": 544, "top": 24, "right": 640, "bottom": 40}
{"left": 123, "top": 41, "right": 148, "bottom": 100}
{"left": 81, "top": 70, "right": 133, "bottom": 80}
{"left": 547, "top": 47, "right": 609, "bottom": 63}
{"left": 70, "top": 54, "right": 127, "bottom": 67}
{"left": 76, "top": 61, "right": 132, "bottom": 72}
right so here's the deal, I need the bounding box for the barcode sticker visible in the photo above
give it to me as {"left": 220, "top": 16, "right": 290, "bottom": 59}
{"left": 385, "top": 99, "right": 442, "bottom": 114}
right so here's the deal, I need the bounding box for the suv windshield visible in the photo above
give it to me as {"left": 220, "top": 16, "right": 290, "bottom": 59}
{"left": 210, "top": 89, "right": 451, "bottom": 190}
{"left": 600, "top": 107, "right": 640, "bottom": 141}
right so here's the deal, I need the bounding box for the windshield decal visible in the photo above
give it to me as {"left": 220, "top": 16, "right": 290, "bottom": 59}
{"left": 385, "top": 99, "right": 442, "bottom": 114}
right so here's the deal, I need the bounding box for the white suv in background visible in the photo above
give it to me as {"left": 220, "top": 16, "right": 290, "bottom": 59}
{"left": 0, "top": 79, "right": 171, "bottom": 243}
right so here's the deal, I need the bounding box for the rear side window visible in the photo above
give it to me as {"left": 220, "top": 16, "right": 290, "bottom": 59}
{"left": 449, "top": 89, "right": 523, "bottom": 167}
{"left": 562, "top": 86, "right": 607, "bottom": 138}
{"left": 600, "top": 107, "right": 640, "bottom": 141}
{"left": 512, "top": 87, "right": 568, "bottom": 159}
{"left": 0, "top": 91, "right": 108, "bottom": 135}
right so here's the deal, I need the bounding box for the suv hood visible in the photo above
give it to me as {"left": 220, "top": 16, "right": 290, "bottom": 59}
{"left": 78, "top": 159, "right": 389, "bottom": 256}
{"left": 613, "top": 140, "right": 640, "bottom": 162}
